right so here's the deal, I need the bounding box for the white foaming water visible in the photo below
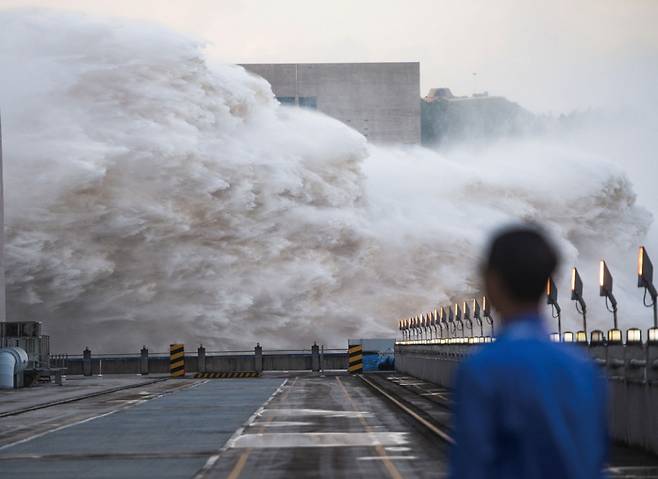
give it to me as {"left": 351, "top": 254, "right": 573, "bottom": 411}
{"left": 0, "top": 11, "right": 652, "bottom": 352}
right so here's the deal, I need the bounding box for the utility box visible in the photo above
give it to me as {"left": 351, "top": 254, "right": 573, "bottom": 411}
{"left": 0, "top": 321, "right": 49, "bottom": 368}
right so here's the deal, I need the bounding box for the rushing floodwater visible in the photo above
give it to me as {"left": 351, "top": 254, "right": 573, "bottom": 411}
{"left": 0, "top": 10, "right": 652, "bottom": 351}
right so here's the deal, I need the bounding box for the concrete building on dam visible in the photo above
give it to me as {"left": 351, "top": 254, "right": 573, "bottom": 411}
{"left": 242, "top": 62, "right": 421, "bottom": 144}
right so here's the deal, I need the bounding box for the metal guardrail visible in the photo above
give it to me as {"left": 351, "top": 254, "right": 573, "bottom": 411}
{"left": 50, "top": 348, "right": 348, "bottom": 357}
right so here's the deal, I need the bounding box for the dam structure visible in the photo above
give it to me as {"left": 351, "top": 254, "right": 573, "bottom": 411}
{"left": 242, "top": 62, "right": 421, "bottom": 144}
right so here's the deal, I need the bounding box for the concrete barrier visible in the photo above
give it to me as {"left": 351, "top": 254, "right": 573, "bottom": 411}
{"left": 395, "top": 341, "right": 658, "bottom": 456}
{"left": 54, "top": 346, "right": 348, "bottom": 376}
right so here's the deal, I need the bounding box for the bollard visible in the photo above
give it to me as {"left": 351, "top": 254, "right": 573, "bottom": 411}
{"left": 169, "top": 344, "right": 185, "bottom": 378}
{"left": 198, "top": 345, "right": 206, "bottom": 373}
{"left": 348, "top": 343, "right": 363, "bottom": 374}
{"left": 311, "top": 342, "right": 320, "bottom": 373}
{"left": 140, "top": 346, "right": 149, "bottom": 375}
{"left": 254, "top": 343, "right": 263, "bottom": 374}
{"left": 589, "top": 330, "right": 607, "bottom": 368}
{"left": 82, "top": 347, "right": 92, "bottom": 376}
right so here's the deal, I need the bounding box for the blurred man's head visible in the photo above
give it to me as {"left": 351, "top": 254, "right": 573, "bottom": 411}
{"left": 482, "top": 226, "right": 559, "bottom": 321}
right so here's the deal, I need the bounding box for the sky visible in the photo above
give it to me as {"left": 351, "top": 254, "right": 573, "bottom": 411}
{"left": 1, "top": 0, "right": 657, "bottom": 113}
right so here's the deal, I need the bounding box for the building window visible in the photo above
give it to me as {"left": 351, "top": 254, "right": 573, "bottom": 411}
{"left": 276, "top": 96, "right": 317, "bottom": 109}
{"left": 298, "top": 97, "right": 317, "bottom": 109}
{"left": 276, "top": 96, "right": 296, "bottom": 106}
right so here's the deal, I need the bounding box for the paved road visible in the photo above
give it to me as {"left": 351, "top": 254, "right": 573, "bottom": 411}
{"left": 3, "top": 372, "right": 655, "bottom": 478}
{"left": 203, "top": 373, "right": 448, "bottom": 479}
{"left": 0, "top": 375, "right": 167, "bottom": 416}
{"left": 0, "top": 378, "right": 285, "bottom": 478}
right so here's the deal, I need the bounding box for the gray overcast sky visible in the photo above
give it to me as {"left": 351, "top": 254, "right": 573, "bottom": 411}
{"left": 2, "top": 0, "right": 658, "bottom": 112}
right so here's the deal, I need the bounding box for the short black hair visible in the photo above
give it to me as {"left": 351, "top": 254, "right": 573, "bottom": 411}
{"left": 483, "top": 226, "right": 559, "bottom": 302}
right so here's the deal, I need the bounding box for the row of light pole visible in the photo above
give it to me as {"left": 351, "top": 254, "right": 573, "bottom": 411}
{"left": 398, "top": 297, "right": 495, "bottom": 344}
{"left": 547, "top": 246, "right": 657, "bottom": 345}
{"left": 398, "top": 246, "right": 658, "bottom": 346}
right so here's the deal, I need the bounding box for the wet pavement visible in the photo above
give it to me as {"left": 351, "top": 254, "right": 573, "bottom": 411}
{"left": 203, "top": 373, "right": 448, "bottom": 479}
{"left": 1, "top": 372, "right": 657, "bottom": 478}
{"left": 0, "top": 377, "right": 285, "bottom": 478}
{"left": 0, "top": 375, "right": 167, "bottom": 416}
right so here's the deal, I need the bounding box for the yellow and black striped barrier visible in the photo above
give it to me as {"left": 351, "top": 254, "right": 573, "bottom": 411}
{"left": 169, "top": 343, "right": 185, "bottom": 378}
{"left": 348, "top": 344, "right": 363, "bottom": 373}
{"left": 193, "top": 372, "right": 259, "bottom": 379}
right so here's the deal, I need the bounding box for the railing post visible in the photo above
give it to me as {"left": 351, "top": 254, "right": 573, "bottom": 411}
{"left": 648, "top": 334, "right": 658, "bottom": 383}
{"left": 82, "top": 347, "right": 92, "bottom": 376}
{"left": 607, "top": 335, "right": 625, "bottom": 379}
{"left": 140, "top": 345, "right": 149, "bottom": 375}
{"left": 254, "top": 343, "right": 263, "bottom": 374}
{"left": 198, "top": 344, "right": 206, "bottom": 373}
{"left": 625, "top": 329, "right": 646, "bottom": 383}
{"left": 311, "top": 342, "right": 320, "bottom": 373}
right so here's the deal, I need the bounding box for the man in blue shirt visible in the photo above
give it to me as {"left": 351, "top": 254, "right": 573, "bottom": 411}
{"left": 450, "top": 226, "right": 608, "bottom": 479}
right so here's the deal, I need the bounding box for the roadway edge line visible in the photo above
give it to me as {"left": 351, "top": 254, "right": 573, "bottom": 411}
{"left": 358, "top": 375, "right": 455, "bottom": 445}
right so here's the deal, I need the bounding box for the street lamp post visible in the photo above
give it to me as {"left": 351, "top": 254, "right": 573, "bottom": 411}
{"left": 599, "top": 260, "right": 621, "bottom": 344}
{"left": 448, "top": 306, "right": 456, "bottom": 342}
{"left": 546, "top": 276, "right": 562, "bottom": 341}
{"left": 462, "top": 301, "right": 474, "bottom": 341}
{"left": 454, "top": 304, "right": 464, "bottom": 343}
{"left": 472, "top": 298, "right": 483, "bottom": 339}
{"left": 638, "top": 246, "right": 658, "bottom": 329}
{"left": 570, "top": 267, "right": 588, "bottom": 343}
{"left": 482, "top": 296, "right": 494, "bottom": 339}
{"left": 439, "top": 306, "right": 448, "bottom": 342}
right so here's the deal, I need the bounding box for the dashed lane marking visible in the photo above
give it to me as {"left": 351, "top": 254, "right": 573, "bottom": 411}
{"left": 229, "top": 432, "right": 408, "bottom": 448}
{"left": 358, "top": 456, "right": 418, "bottom": 461}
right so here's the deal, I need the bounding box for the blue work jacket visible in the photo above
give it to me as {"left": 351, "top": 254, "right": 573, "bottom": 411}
{"left": 450, "top": 313, "right": 608, "bottom": 479}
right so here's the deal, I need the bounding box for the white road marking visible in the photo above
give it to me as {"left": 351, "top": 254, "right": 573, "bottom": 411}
{"left": 606, "top": 466, "right": 658, "bottom": 473}
{"left": 259, "top": 408, "right": 372, "bottom": 418}
{"left": 358, "top": 456, "right": 418, "bottom": 461}
{"left": 230, "top": 432, "right": 408, "bottom": 449}
{"left": 249, "top": 421, "right": 314, "bottom": 428}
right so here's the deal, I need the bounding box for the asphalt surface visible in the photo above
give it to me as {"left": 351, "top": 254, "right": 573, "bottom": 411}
{"left": 0, "top": 375, "right": 166, "bottom": 416}
{"left": 203, "top": 373, "right": 449, "bottom": 479}
{"left": 0, "top": 377, "right": 285, "bottom": 479}
{"left": 2, "top": 372, "right": 657, "bottom": 478}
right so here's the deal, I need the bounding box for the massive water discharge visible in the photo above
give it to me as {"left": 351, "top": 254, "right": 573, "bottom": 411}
{"left": 0, "top": 11, "right": 653, "bottom": 352}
